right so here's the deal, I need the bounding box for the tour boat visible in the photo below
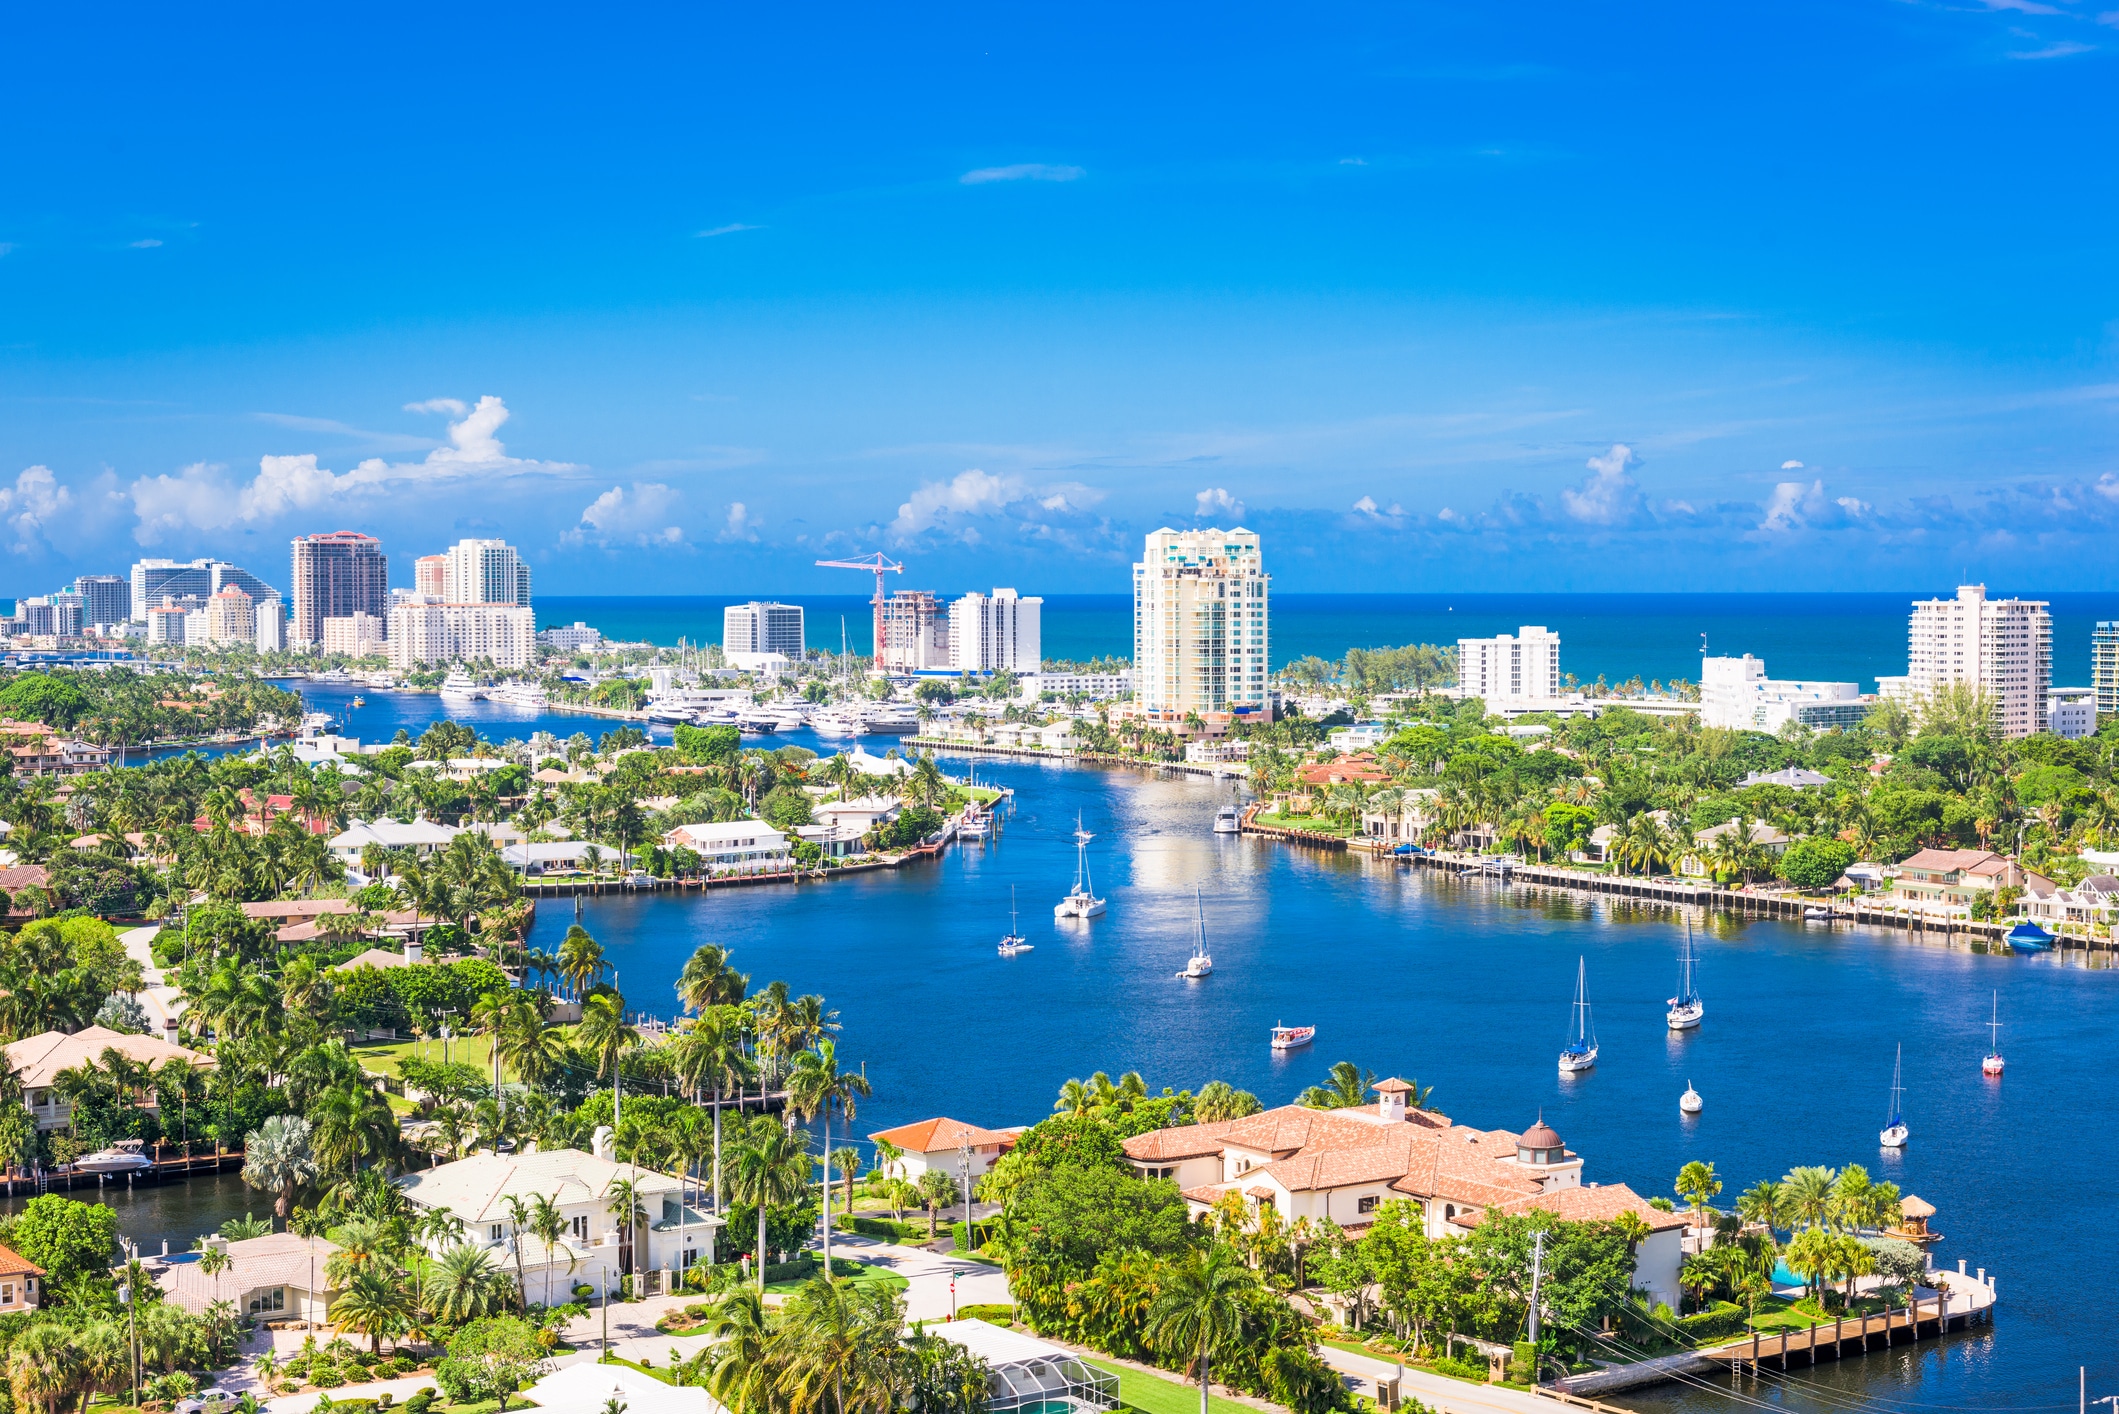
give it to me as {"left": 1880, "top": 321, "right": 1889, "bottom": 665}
{"left": 1666, "top": 919, "right": 1704, "bottom": 1031}
{"left": 997, "top": 887, "right": 1033, "bottom": 958}
{"left": 1879, "top": 1043, "right": 1910, "bottom": 1148}
{"left": 1054, "top": 814, "right": 1107, "bottom": 919}
{"left": 1270, "top": 1022, "right": 1315, "bottom": 1051}
{"left": 438, "top": 671, "right": 483, "bottom": 700}
{"left": 1177, "top": 888, "right": 1213, "bottom": 979}
{"left": 2005, "top": 921, "right": 2055, "bottom": 953}
{"left": 75, "top": 1140, "right": 152, "bottom": 1175}
{"left": 1982, "top": 991, "right": 2005, "bottom": 1076}
{"left": 1558, "top": 957, "right": 1598, "bottom": 1073}
{"left": 1213, "top": 804, "right": 1242, "bottom": 835}
{"left": 1679, "top": 1082, "right": 1703, "bottom": 1115}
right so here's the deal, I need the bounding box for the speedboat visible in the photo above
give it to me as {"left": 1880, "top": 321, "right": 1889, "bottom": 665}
{"left": 2005, "top": 921, "right": 2055, "bottom": 953}
{"left": 1270, "top": 1022, "right": 1315, "bottom": 1051}
{"left": 1176, "top": 888, "right": 1213, "bottom": 979}
{"left": 1982, "top": 991, "right": 2005, "bottom": 1076}
{"left": 1213, "top": 804, "right": 1242, "bottom": 835}
{"left": 1879, "top": 1043, "right": 1910, "bottom": 1148}
{"left": 997, "top": 887, "right": 1032, "bottom": 957}
{"left": 1559, "top": 957, "right": 1598, "bottom": 1073}
{"left": 1803, "top": 906, "right": 1835, "bottom": 921}
{"left": 76, "top": 1140, "right": 152, "bottom": 1175}
{"left": 1054, "top": 814, "right": 1106, "bottom": 919}
{"left": 1679, "top": 1082, "right": 1703, "bottom": 1115}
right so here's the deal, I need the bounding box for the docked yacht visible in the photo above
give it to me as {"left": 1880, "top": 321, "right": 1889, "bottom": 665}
{"left": 1213, "top": 804, "right": 1242, "bottom": 835}
{"left": 809, "top": 707, "right": 866, "bottom": 738}
{"left": 487, "top": 682, "right": 549, "bottom": 708}
{"left": 75, "top": 1140, "right": 153, "bottom": 1175}
{"left": 735, "top": 706, "right": 783, "bottom": 735}
{"left": 439, "top": 671, "right": 484, "bottom": 700}
{"left": 865, "top": 705, "right": 918, "bottom": 735}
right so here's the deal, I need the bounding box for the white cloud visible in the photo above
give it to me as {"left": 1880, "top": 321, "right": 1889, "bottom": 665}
{"left": 1561, "top": 443, "right": 1644, "bottom": 525}
{"left": 891, "top": 469, "right": 1026, "bottom": 537}
{"left": 1338, "top": 157, "right": 1368, "bottom": 166}
{"left": 1353, "top": 495, "right": 1379, "bottom": 514}
{"left": 2011, "top": 39, "right": 2091, "bottom": 57}
{"left": 1759, "top": 480, "right": 1870, "bottom": 533}
{"left": 1781, "top": 459, "right": 1805, "bottom": 470}
{"left": 128, "top": 395, "right": 571, "bottom": 542}
{"left": 567, "top": 482, "right": 685, "bottom": 548}
{"left": 960, "top": 163, "right": 1084, "bottom": 185}
{"left": 2097, "top": 473, "right": 2119, "bottom": 500}
{"left": 0, "top": 466, "right": 73, "bottom": 553}
{"left": 130, "top": 238, "right": 163, "bottom": 249}
{"left": 1195, "top": 487, "right": 1245, "bottom": 519}
{"left": 721, "top": 501, "right": 761, "bottom": 542}
{"left": 695, "top": 223, "right": 761, "bottom": 239}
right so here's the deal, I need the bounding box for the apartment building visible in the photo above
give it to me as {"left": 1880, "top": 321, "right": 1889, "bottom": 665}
{"left": 950, "top": 588, "right": 1042, "bottom": 674}
{"left": 442, "top": 539, "right": 532, "bottom": 606}
{"left": 1457, "top": 627, "right": 1561, "bottom": 705}
{"left": 72, "top": 575, "right": 130, "bottom": 630}
{"left": 723, "top": 601, "right": 805, "bottom": 658}
{"left": 1891, "top": 584, "right": 2052, "bottom": 739}
{"left": 877, "top": 590, "right": 950, "bottom": 672}
{"left": 387, "top": 598, "right": 535, "bottom": 669}
{"left": 322, "top": 613, "right": 388, "bottom": 658}
{"left": 1699, "top": 654, "right": 1866, "bottom": 733}
{"left": 1132, "top": 527, "right": 1270, "bottom": 722}
{"left": 203, "top": 587, "right": 257, "bottom": 646}
{"left": 2094, "top": 622, "right": 2119, "bottom": 721}
{"left": 414, "top": 555, "right": 447, "bottom": 597}
{"left": 290, "top": 532, "right": 389, "bottom": 647}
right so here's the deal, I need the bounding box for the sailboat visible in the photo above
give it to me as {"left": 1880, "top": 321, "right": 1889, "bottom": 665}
{"left": 1879, "top": 1044, "right": 1909, "bottom": 1148}
{"left": 1666, "top": 919, "right": 1704, "bottom": 1031}
{"left": 1176, "top": 888, "right": 1213, "bottom": 979}
{"left": 1559, "top": 957, "right": 1598, "bottom": 1073}
{"left": 1679, "top": 1081, "right": 1703, "bottom": 1115}
{"left": 1054, "top": 813, "right": 1107, "bottom": 919}
{"left": 997, "top": 886, "right": 1033, "bottom": 958}
{"left": 1982, "top": 992, "right": 2005, "bottom": 1076}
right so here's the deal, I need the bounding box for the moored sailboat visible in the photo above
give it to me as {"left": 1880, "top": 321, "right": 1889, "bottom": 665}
{"left": 1054, "top": 813, "right": 1107, "bottom": 919}
{"left": 1177, "top": 888, "right": 1213, "bottom": 979}
{"left": 1559, "top": 957, "right": 1598, "bottom": 1073}
{"left": 1667, "top": 919, "right": 1704, "bottom": 1031}
{"left": 997, "top": 886, "right": 1032, "bottom": 958}
{"left": 1982, "top": 991, "right": 2005, "bottom": 1076}
{"left": 1879, "top": 1043, "right": 1909, "bottom": 1148}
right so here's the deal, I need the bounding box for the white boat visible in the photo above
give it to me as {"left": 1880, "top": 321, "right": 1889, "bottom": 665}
{"left": 1271, "top": 1022, "right": 1315, "bottom": 1051}
{"left": 810, "top": 707, "right": 865, "bottom": 738}
{"left": 1680, "top": 1082, "right": 1703, "bottom": 1115}
{"left": 1213, "top": 804, "right": 1242, "bottom": 835}
{"left": 1803, "top": 906, "right": 1835, "bottom": 921}
{"left": 1559, "top": 957, "right": 1598, "bottom": 1073}
{"left": 865, "top": 706, "right": 918, "bottom": 735}
{"left": 958, "top": 812, "right": 990, "bottom": 840}
{"left": 997, "top": 886, "right": 1033, "bottom": 957}
{"left": 439, "top": 671, "right": 484, "bottom": 700}
{"left": 1666, "top": 919, "right": 1704, "bottom": 1031}
{"left": 1982, "top": 991, "right": 2005, "bottom": 1076}
{"left": 1054, "top": 814, "right": 1107, "bottom": 918}
{"left": 487, "top": 683, "right": 548, "bottom": 708}
{"left": 75, "top": 1140, "right": 152, "bottom": 1175}
{"left": 772, "top": 707, "right": 808, "bottom": 732}
{"left": 735, "top": 707, "right": 781, "bottom": 735}
{"left": 1176, "top": 888, "right": 1214, "bottom": 979}
{"left": 1879, "top": 1043, "right": 1909, "bottom": 1148}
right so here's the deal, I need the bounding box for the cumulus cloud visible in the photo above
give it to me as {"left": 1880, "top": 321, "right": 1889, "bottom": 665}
{"left": 566, "top": 482, "right": 685, "bottom": 548}
{"left": 1561, "top": 444, "right": 1645, "bottom": 525}
{"left": 891, "top": 469, "right": 1026, "bottom": 537}
{"left": 960, "top": 163, "right": 1084, "bottom": 184}
{"left": 0, "top": 466, "right": 72, "bottom": 553}
{"left": 1758, "top": 479, "right": 1871, "bottom": 533}
{"left": 1781, "top": 459, "right": 1804, "bottom": 470}
{"left": 721, "top": 501, "right": 761, "bottom": 542}
{"left": 127, "top": 396, "right": 571, "bottom": 543}
{"left": 1195, "top": 487, "right": 1245, "bottom": 519}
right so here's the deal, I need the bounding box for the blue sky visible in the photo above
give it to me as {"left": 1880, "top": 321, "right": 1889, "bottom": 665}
{"left": 3, "top": 2, "right": 2116, "bottom": 597}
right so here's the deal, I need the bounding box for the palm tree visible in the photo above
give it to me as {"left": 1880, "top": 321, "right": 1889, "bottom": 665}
{"left": 1780, "top": 1165, "right": 1838, "bottom": 1230}
{"left": 332, "top": 1266, "right": 414, "bottom": 1353}
{"left": 676, "top": 944, "right": 748, "bottom": 1012}
{"left": 500, "top": 1194, "right": 534, "bottom": 1307}
{"left": 1192, "top": 1082, "right": 1263, "bottom": 1123}
{"left": 726, "top": 1121, "right": 812, "bottom": 1291}
{"left": 693, "top": 1286, "right": 775, "bottom": 1413}
{"left": 555, "top": 925, "right": 605, "bottom": 1001}
{"left": 1052, "top": 1077, "right": 1093, "bottom": 1117}
{"left": 916, "top": 1168, "right": 956, "bottom": 1243}
{"left": 6, "top": 1322, "right": 81, "bottom": 1414}
{"left": 1144, "top": 1244, "right": 1252, "bottom": 1414}
{"left": 310, "top": 1083, "right": 398, "bottom": 1180}
{"left": 606, "top": 1177, "right": 648, "bottom": 1280}
{"left": 577, "top": 991, "right": 639, "bottom": 1085}
{"left": 1675, "top": 1160, "right": 1722, "bottom": 1230}
{"left": 671, "top": 1005, "right": 753, "bottom": 1215}
{"left": 424, "top": 1242, "right": 511, "bottom": 1324}
{"left": 527, "top": 1193, "right": 572, "bottom": 1309}
{"left": 241, "top": 1115, "right": 317, "bottom": 1221}
{"left": 1736, "top": 1179, "right": 1786, "bottom": 1233}
{"left": 1297, "top": 1061, "right": 1375, "bottom": 1110}
{"left": 787, "top": 1039, "right": 871, "bottom": 1272}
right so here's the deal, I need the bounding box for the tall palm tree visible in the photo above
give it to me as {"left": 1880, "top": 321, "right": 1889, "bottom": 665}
{"left": 1297, "top": 1061, "right": 1375, "bottom": 1110}
{"left": 578, "top": 991, "right": 639, "bottom": 1086}
{"left": 240, "top": 1115, "right": 317, "bottom": 1220}
{"left": 1736, "top": 1179, "right": 1786, "bottom": 1233}
{"left": 676, "top": 944, "right": 748, "bottom": 1012}
{"left": 671, "top": 1005, "right": 754, "bottom": 1215}
{"left": 555, "top": 926, "right": 605, "bottom": 1001}
{"left": 726, "top": 1120, "right": 813, "bottom": 1292}
{"left": 1780, "top": 1165, "right": 1838, "bottom": 1231}
{"left": 787, "top": 1040, "right": 872, "bottom": 1272}
{"left": 1144, "top": 1244, "right": 1252, "bottom": 1414}
{"left": 424, "top": 1242, "right": 510, "bottom": 1323}
{"left": 527, "top": 1193, "right": 572, "bottom": 1308}
{"left": 606, "top": 1176, "right": 649, "bottom": 1279}
{"left": 692, "top": 1286, "right": 775, "bottom": 1413}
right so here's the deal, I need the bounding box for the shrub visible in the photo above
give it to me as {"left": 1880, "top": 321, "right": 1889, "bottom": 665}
{"left": 956, "top": 1303, "right": 1016, "bottom": 1323}
{"left": 1675, "top": 1303, "right": 1749, "bottom": 1342}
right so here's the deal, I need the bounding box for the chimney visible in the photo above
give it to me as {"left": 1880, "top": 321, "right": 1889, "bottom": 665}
{"left": 163, "top": 1015, "right": 180, "bottom": 1044}
{"left": 405, "top": 936, "right": 423, "bottom": 965}
{"left": 1373, "top": 1078, "right": 1411, "bottom": 1124}
{"left": 592, "top": 1125, "right": 615, "bottom": 1162}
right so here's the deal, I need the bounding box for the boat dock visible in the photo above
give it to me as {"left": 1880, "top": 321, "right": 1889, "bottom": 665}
{"left": 8, "top": 1142, "right": 246, "bottom": 1195}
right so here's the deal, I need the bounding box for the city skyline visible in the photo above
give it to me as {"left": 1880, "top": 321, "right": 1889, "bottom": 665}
{"left": 2, "top": 6, "right": 2116, "bottom": 594}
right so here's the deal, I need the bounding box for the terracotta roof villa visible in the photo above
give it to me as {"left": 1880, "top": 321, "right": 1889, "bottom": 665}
{"left": 1122, "top": 1079, "right": 1686, "bottom": 1309}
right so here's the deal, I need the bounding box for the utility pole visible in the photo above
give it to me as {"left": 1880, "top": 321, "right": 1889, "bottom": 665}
{"left": 613, "top": 968, "right": 622, "bottom": 1130}
{"left": 959, "top": 1142, "right": 973, "bottom": 1253}
{"left": 1527, "top": 1230, "right": 1547, "bottom": 1345}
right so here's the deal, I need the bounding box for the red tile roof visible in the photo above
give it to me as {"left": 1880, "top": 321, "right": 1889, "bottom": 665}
{"left": 868, "top": 1117, "right": 1014, "bottom": 1152}
{"left": 1447, "top": 1181, "right": 1688, "bottom": 1232}
{"left": 0, "top": 1243, "right": 42, "bottom": 1278}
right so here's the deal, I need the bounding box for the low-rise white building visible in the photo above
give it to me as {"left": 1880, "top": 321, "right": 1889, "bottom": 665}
{"left": 326, "top": 817, "right": 462, "bottom": 866}
{"left": 322, "top": 613, "right": 388, "bottom": 658}
{"left": 1701, "top": 655, "right": 1867, "bottom": 733}
{"left": 662, "top": 820, "right": 792, "bottom": 875}
{"left": 158, "top": 1231, "right": 339, "bottom": 1323}
{"left": 1019, "top": 670, "right": 1133, "bottom": 701}
{"left": 2050, "top": 687, "right": 2095, "bottom": 740}
{"left": 812, "top": 796, "right": 902, "bottom": 837}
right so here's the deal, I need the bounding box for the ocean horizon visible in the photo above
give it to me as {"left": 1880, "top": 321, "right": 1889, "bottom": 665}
{"left": 539, "top": 591, "right": 2119, "bottom": 696}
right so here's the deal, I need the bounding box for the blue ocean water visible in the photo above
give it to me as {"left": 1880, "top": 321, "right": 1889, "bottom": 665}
{"left": 541, "top": 592, "right": 2119, "bottom": 693}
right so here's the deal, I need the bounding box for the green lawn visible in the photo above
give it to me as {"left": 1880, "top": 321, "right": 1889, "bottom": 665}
{"left": 353, "top": 1033, "right": 496, "bottom": 1080}
{"left": 1251, "top": 813, "right": 1357, "bottom": 837}
{"left": 1082, "top": 1359, "right": 1255, "bottom": 1414}
{"left": 763, "top": 1259, "right": 909, "bottom": 1295}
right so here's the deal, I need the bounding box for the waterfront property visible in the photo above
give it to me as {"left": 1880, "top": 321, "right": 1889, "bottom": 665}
{"left": 927, "top": 1318, "right": 1121, "bottom": 1414}
{"left": 867, "top": 1116, "right": 1016, "bottom": 1182}
{"left": 661, "top": 820, "right": 793, "bottom": 876}
{"left": 156, "top": 1231, "right": 338, "bottom": 1323}
{"left": 1890, "top": 848, "right": 2053, "bottom": 918}
{"left": 1120, "top": 1080, "right": 1686, "bottom": 1310}
{"left": 0, "top": 1245, "right": 41, "bottom": 1312}
{"left": 4, "top": 1025, "right": 215, "bottom": 1130}
{"left": 1679, "top": 818, "right": 1791, "bottom": 878}
{"left": 325, "top": 816, "right": 462, "bottom": 867}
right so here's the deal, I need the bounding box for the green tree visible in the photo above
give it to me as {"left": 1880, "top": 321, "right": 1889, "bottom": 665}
{"left": 1144, "top": 1244, "right": 1252, "bottom": 1414}
{"left": 726, "top": 1121, "right": 812, "bottom": 1291}
{"left": 10, "top": 1195, "right": 120, "bottom": 1287}
{"left": 1297, "top": 1061, "right": 1376, "bottom": 1110}
{"left": 1674, "top": 1160, "right": 1722, "bottom": 1230}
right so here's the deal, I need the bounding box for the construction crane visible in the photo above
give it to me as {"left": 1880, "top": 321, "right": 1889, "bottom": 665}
{"left": 814, "top": 552, "right": 904, "bottom": 668}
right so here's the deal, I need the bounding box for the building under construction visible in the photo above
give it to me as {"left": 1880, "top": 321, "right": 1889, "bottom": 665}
{"left": 878, "top": 590, "right": 950, "bottom": 672}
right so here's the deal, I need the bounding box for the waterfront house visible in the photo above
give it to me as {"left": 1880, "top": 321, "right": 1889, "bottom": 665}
{"left": 661, "top": 821, "right": 792, "bottom": 876}
{"left": 0, "top": 1245, "right": 41, "bottom": 1312}
{"left": 397, "top": 1131, "right": 720, "bottom": 1295}
{"left": 868, "top": 1117, "right": 1016, "bottom": 1182}
{"left": 812, "top": 796, "right": 902, "bottom": 838}
{"left": 325, "top": 816, "right": 462, "bottom": 867}
{"left": 1888, "top": 848, "right": 2052, "bottom": 918}
{"left": 1680, "top": 818, "right": 1790, "bottom": 878}
{"left": 791, "top": 823, "right": 863, "bottom": 859}
{"left": 4, "top": 1025, "right": 216, "bottom": 1131}
{"left": 158, "top": 1231, "right": 339, "bottom": 1323}
{"left": 1120, "top": 1081, "right": 1685, "bottom": 1310}
{"left": 501, "top": 839, "right": 623, "bottom": 877}
{"left": 1361, "top": 788, "right": 1439, "bottom": 844}
{"left": 2020, "top": 874, "right": 2119, "bottom": 929}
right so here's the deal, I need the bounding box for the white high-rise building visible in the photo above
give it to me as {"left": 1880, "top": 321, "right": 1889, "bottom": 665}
{"left": 723, "top": 602, "right": 805, "bottom": 658}
{"left": 950, "top": 589, "right": 1042, "bottom": 674}
{"left": 1132, "top": 527, "right": 1270, "bottom": 721}
{"left": 441, "top": 539, "right": 532, "bottom": 607}
{"left": 1891, "top": 584, "right": 2052, "bottom": 739}
{"left": 1699, "top": 654, "right": 1865, "bottom": 733}
{"left": 388, "top": 598, "right": 536, "bottom": 669}
{"left": 1456, "top": 627, "right": 1562, "bottom": 705}
{"left": 255, "top": 602, "right": 288, "bottom": 653}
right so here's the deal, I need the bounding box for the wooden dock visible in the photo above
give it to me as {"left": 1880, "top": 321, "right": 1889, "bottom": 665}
{"left": 1706, "top": 1284, "right": 1991, "bottom": 1374}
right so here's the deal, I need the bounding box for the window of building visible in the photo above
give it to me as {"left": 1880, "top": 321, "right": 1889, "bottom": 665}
{"left": 491, "top": 1223, "right": 505, "bottom": 1242}
{"left": 572, "top": 1214, "right": 590, "bottom": 1242}
{"left": 1357, "top": 1196, "right": 1379, "bottom": 1215}
{"left": 249, "top": 1288, "right": 286, "bottom": 1314}
{"left": 0, "top": 1284, "right": 13, "bottom": 1305}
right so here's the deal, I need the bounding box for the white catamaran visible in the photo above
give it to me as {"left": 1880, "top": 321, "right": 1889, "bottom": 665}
{"left": 1054, "top": 813, "right": 1107, "bottom": 919}
{"left": 1559, "top": 957, "right": 1598, "bottom": 1073}
{"left": 1879, "top": 1043, "right": 1909, "bottom": 1148}
{"left": 1667, "top": 919, "right": 1704, "bottom": 1031}
{"left": 1177, "top": 888, "right": 1213, "bottom": 979}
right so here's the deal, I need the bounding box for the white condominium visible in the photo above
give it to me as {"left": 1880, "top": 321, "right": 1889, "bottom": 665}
{"left": 1133, "top": 527, "right": 1270, "bottom": 721}
{"left": 1700, "top": 654, "right": 1864, "bottom": 733}
{"left": 388, "top": 598, "right": 535, "bottom": 670}
{"left": 1457, "top": 627, "right": 1561, "bottom": 705}
{"left": 322, "top": 613, "right": 388, "bottom": 658}
{"left": 442, "top": 539, "right": 532, "bottom": 606}
{"left": 1898, "top": 584, "right": 2051, "bottom": 739}
{"left": 950, "top": 589, "right": 1042, "bottom": 674}
{"left": 724, "top": 601, "right": 805, "bottom": 658}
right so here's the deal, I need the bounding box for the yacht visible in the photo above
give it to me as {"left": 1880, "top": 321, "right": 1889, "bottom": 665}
{"left": 772, "top": 704, "right": 809, "bottom": 732}
{"left": 1054, "top": 814, "right": 1106, "bottom": 919}
{"left": 1559, "top": 957, "right": 1598, "bottom": 1073}
{"left": 75, "top": 1140, "right": 153, "bottom": 1175}
{"left": 865, "top": 705, "right": 918, "bottom": 735}
{"left": 1666, "top": 920, "right": 1704, "bottom": 1031}
{"left": 1213, "top": 803, "right": 1243, "bottom": 835}
{"left": 1679, "top": 1082, "right": 1703, "bottom": 1115}
{"left": 1982, "top": 991, "right": 2005, "bottom": 1076}
{"left": 488, "top": 683, "right": 549, "bottom": 708}
{"left": 735, "top": 706, "right": 782, "bottom": 735}
{"left": 1270, "top": 1022, "right": 1315, "bottom": 1051}
{"left": 997, "top": 887, "right": 1033, "bottom": 958}
{"left": 1879, "top": 1044, "right": 1910, "bottom": 1148}
{"left": 439, "top": 671, "right": 484, "bottom": 700}
{"left": 1176, "top": 888, "right": 1214, "bottom": 979}
{"left": 809, "top": 707, "right": 865, "bottom": 738}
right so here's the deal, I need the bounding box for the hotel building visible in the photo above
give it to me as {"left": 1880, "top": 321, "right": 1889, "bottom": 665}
{"left": 291, "top": 533, "right": 389, "bottom": 648}
{"left": 1884, "top": 584, "right": 2051, "bottom": 740}
{"left": 1699, "top": 654, "right": 1866, "bottom": 733}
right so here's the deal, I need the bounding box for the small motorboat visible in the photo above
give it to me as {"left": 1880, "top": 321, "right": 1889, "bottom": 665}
{"left": 997, "top": 887, "right": 1032, "bottom": 958}
{"left": 1803, "top": 906, "right": 1834, "bottom": 921}
{"left": 2005, "top": 921, "right": 2055, "bottom": 953}
{"left": 1177, "top": 888, "right": 1213, "bottom": 979}
{"left": 76, "top": 1140, "right": 152, "bottom": 1175}
{"left": 1271, "top": 1022, "right": 1315, "bottom": 1051}
{"left": 1559, "top": 957, "right": 1598, "bottom": 1073}
{"left": 1680, "top": 1082, "right": 1703, "bottom": 1115}
{"left": 1879, "top": 1043, "right": 1909, "bottom": 1148}
{"left": 350, "top": 696, "right": 365, "bottom": 708}
{"left": 1213, "top": 804, "right": 1242, "bottom": 836}
{"left": 1982, "top": 991, "right": 2005, "bottom": 1076}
